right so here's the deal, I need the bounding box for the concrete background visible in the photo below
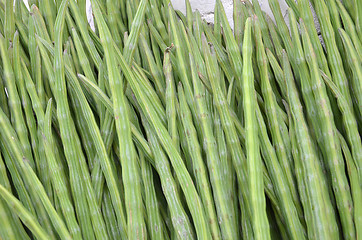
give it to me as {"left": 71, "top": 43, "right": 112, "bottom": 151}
{"left": 22, "top": 0, "right": 290, "bottom": 28}
{"left": 22, "top": 0, "right": 319, "bottom": 33}
{"left": 170, "top": 0, "right": 290, "bottom": 29}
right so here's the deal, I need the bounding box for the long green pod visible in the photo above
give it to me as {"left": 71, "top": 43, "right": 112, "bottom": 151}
{"left": 193, "top": 10, "right": 203, "bottom": 48}
{"left": 357, "top": 0, "right": 362, "bottom": 40}
{"left": 68, "top": 104, "right": 108, "bottom": 240}
{"left": 0, "top": 140, "right": 38, "bottom": 221}
{"left": 285, "top": 101, "right": 313, "bottom": 240}
{"left": 43, "top": 100, "right": 82, "bottom": 240}
{"left": 341, "top": 0, "right": 356, "bottom": 21}
{"left": 164, "top": 47, "right": 179, "bottom": 150}
{"left": 14, "top": 0, "right": 22, "bottom": 28}
{"left": 142, "top": 117, "right": 194, "bottom": 239}
{"left": 233, "top": 0, "right": 246, "bottom": 52}
{"left": 67, "top": 80, "right": 96, "bottom": 167}
{"left": 39, "top": 0, "right": 55, "bottom": 40}
{"left": 283, "top": 51, "right": 338, "bottom": 240}
{"left": 108, "top": 39, "right": 165, "bottom": 124}
{"left": 54, "top": 1, "right": 101, "bottom": 239}
{"left": 0, "top": 185, "right": 50, "bottom": 240}
{"left": 150, "top": 29, "right": 163, "bottom": 70}
{"left": 0, "top": 107, "right": 72, "bottom": 240}
{"left": 1, "top": 48, "right": 55, "bottom": 235}
{"left": 146, "top": 20, "right": 163, "bottom": 46}
{"left": 336, "top": 1, "right": 362, "bottom": 61}
{"left": 297, "top": 1, "right": 332, "bottom": 79}
{"left": 66, "top": 66, "right": 128, "bottom": 240}
{"left": 34, "top": 40, "right": 56, "bottom": 101}
{"left": 176, "top": 82, "right": 194, "bottom": 176}
{"left": 0, "top": 155, "right": 23, "bottom": 240}
{"left": 283, "top": 0, "right": 300, "bottom": 17}
{"left": 39, "top": 35, "right": 152, "bottom": 163}
{"left": 68, "top": 36, "right": 82, "bottom": 72}
{"left": 189, "top": 51, "right": 227, "bottom": 240}
{"left": 132, "top": 67, "right": 212, "bottom": 238}
{"left": 250, "top": 0, "right": 275, "bottom": 54}
{"left": 129, "top": 63, "right": 166, "bottom": 123}
{"left": 288, "top": 10, "right": 323, "bottom": 169}
{"left": 35, "top": 47, "right": 46, "bottom": 109}
{"left": 123, "top": 0, "right": 147, "bottom": 63}
{"left": 320, "top": 71, "right": 362, "bottom": 189}
{"left": 264, "top": 14, "right": 284, "bottom": 62}
{"left": 68, "top": 0, "right": 102, "bottom": 67}
{"left": 301, "top": 21, "right": 354, "bottom": 240}
{"left": 70, "top": 28, "right": 104, "bottom": 117}
{"left": 23, "top": 55, "right": 73, "bottom": 232}
{"left": 321, "top": 0, "right": 346, "bottom": 62}
{"left": 254, "top": 16, "right": 301, "bottom": 221}
{"left": 139, "top": 151, "right": 165, "bottom": 240}
{"left": 66, "top": 59, "right": 135, "bottom": 240}
{"left": 37, "top": 21, "right": 95, "bottom": 240}
{"left": 106, "top": 0, "right": 122, "bottom": 49}
{"left": 112, "top": 25, "right": 212, "bottom": 237}
{"left": 96, "top": 61, "right": 107, "bottom": 122}
{"left": 149, "top": 0, "right": 168, "bottom": 43}
{"left": 213, "top": 0, "right": 222, "bottom": 44}
{"left": 242, "top": 18, "right": 270, "bottom": 240}
{"left": 0, "top": 34, "right": 34, "bottom": 170}
{"left": 37, "top": 37, "right": 120, "bottom": 217}
{"left": 256, "top": 106, "right": 305, "bottom": 240}
{"left": 0, "top": 63, "right": 9, "bottom": 116}
{"left": 102, "top": 189, "right": 121, "bottom": 240}
{"left": 4, "top": 0, "right": 14, "bottom": 44}
{"left": 13, "top": 34, "right": 57, "bottom": 236}
{"left": 15, "top": 32, "right": 53, "bottom": 197}
{"left": 168, "top": 4, "right": 193, "bottom": 104}
{"left": 267, "top": 0, "right": 293, "bottom": 55}
{"left": 28, "top": 12, "right": 37, "bottom": 87}
{"left": 338, "top": 29, "right": 362, "bottom": 121}
{"left": 76, "top": 74, "right": 153, "bottom": 161}
{"left": 31, "top": 5, "right": 52, "bottom": 43}
{"left": 313, "top": 0, "right": 353, "bottom": 107}
{"left": 90, "top": 1, "right": 146, "bottom": 239}
{"left": 214, "top": 107, "right": 237, "bottom": 229}
{"left": 201, "top": 33, "right": 252, "bottom": 239}
{"left": 0, "top": 152, "right": 29, "bottom": 240}
{"left": 203, "top": 23, "right": 234, "bottom": 83}
{"left": 216, "top": 0, "right": 243, "bottom": 84}
{"left": 178, "top": 81, "right": 224, "bottom": 240}
{"left": 291, "top": 17, "right": 336, "bottom": 175}
{"left": 338, "top": 132, "right": 362, "bottom": 240}
{"left": 141, "top": 34, "right": 165, "bottom": 102}
{"left": 265, "top": 48, "right": 287, "bottom": 97}
{"left": 0, "top": 197, "right": 20, "bottom": 240}
{"left": 89, "top": 65, "right": 113, "bottom": 190}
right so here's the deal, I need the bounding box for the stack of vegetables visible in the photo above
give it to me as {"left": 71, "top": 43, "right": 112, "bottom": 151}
{"left": 0, "top": 0, "right": 361, "bottom": 239}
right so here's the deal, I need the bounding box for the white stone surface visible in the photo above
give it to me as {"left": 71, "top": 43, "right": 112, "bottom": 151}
{"left": 170, "top": 0, "right": 290, "bottom": 29}
{"left": 23, "top": 0, "right": 319, "bottom": 33}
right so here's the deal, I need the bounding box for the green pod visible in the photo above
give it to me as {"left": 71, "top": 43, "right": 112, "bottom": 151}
{"left": 338, "top": 29, "right": 362, "bottom": 124}
{"left": 243, "top": 18, "right": 270, "bottom": 240}
{"left": 321, "top": 71, "right": 362, "bottom": 197}
{"left": 91, "top": 0, "right": 146, "bottom": 238}
{"left": 143, "top": 117, "right": 194, "bottom": 239}
{"left": 0, "top": 185, "right": 50, "bottom": 240}
{"left": 338, "top": 133, "right": 362, "bottom": 240}
{"left": 202, "top": 30, "right": 251, "bottom": 239}
{"left": 283, "top": 51, "right": 339, "bottom": 240}
{"left": 336, "top": 1, "right": 362, "bottom": 61}
{"left": 301, "top": 20, "right": 355, "bottom": 240}
{"left": 254, "top": 16, "right": 303, "bottom": 231}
